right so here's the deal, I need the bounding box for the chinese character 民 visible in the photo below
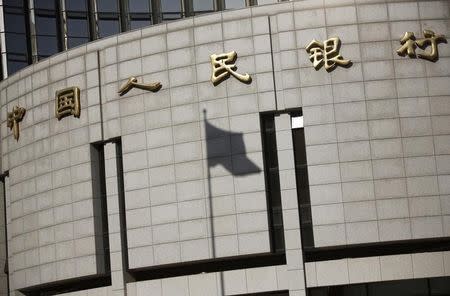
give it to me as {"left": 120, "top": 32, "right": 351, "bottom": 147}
{"left": 306, "top": 37, "right": 352, "bottom": 72}
{"left": 118, "top": 76, "right": 162, "bottom": 96}
{"left": 397, "top": 30, "right": 447, "bottom": 62}
{"left": 55, "top": 87, "right": 81, "bottom": 120}
{"left": 7, "top": 106, "right": 26, "bottom": 141}
{"left": 210, "top": 51, "right": 251, "bottom": 86}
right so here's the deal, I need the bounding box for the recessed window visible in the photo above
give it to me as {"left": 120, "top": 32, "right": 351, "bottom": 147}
{"left": 128, "top": 0, "right": 152, "bottom": 30}
{"left": 4, "top": 0, "right": 31, "bottom": 74}
{"left": 291, "top": 111, "right": 314, "bottom": 249}
{"left": 261, "top": 113, "right": 285, "bottom": 253}
{"left": 225, "top": 0, "right": 246, "bottom": 9}
{"left": 34, "top": 0, "right": 61, "bottom": 59}
{"left": 96, "top": 0, "right": 121, "bottom": 38}
{"left": 161, "top": 0, "right": 182, "bottom": 20}
{"left": 192, "top": 0, "right": 215, "bottom": 15}
{"left": 65, "top": 0, "right": 90, "bottom": 49}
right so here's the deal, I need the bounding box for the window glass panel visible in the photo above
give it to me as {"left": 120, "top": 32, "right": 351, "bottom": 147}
{"left": 369, "top": 279, "right": 428, "bottom": 296}
{"left": 34, "top": 0, "right": 55, "bottom": 10}
{"left": 65, "top": 0, "right": 87, "bottom": 11}
{"left": 4, "top": 0, "right": 24, "bottom": 7}
{"left": 36, "top": 35, "right": 59, "bottom": 57}
{"left": 130, "top": 19, "right": 152, "bottom": 30}
{"left": 5, "top": 33, "right": 27, "bottom": 53}
{"left": 193, "top": 0, "right": 214, "bottom": 13}
{"left": 430, "top": 278, "right": 450, "bottom": 296}
{"left": 96, "top": 0, "right": 118, "bottom": 12}
{"left": 7, "top": 60, "right": 28, "bottom": 74}
{"left": 68, "top": 37, "right": 89, "bottom": 49}
{"left": 35, "top": 15, "right": 57, "bottom": 35}
{"left": 129, "top": 0, "right": 150, "bottom": 12}
{"left": 225, "top": 0, "right": 246, "bottom": 9}
{"left": 98, "top": 19, "right": 120, "bottom": 38}
{"left": 4, "top": 13, "right": 27, "bottom": 33}
{"left": 161, "top": 0, "right": 181, "bottom": 20}
{"left": 67, "top": 17, "right": 89, "bottom": 37}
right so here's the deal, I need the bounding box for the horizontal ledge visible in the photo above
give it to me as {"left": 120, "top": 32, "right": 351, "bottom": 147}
{"left": 304, "top": 236, "right": 450, "bottom": 262}
{"left": 19, "top": 273, "right": 111, "bottom": 296}
{"left": 129, "top": 252, "right": 286, "bottom": 281}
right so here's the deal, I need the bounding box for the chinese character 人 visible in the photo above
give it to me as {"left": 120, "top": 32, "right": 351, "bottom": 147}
{"left": 7, "top": 106, "right": 26, "bottom": 141}
{"left": 55, "top": 86, "right": 81, "bottom": 120}
{"left": 210, "top": 51, "right": 251, "bottom": 86}
{"left": 397, "top": 30, "right": 447, "bottom": 62}
{"left": 118, "top": 76, "right": 162, "bottom": 96}
{"left": 306, "top": 37, "right": 352, "bottom": 72}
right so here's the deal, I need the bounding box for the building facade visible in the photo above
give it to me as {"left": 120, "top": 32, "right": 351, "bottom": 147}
{"left": 0, "top": 0, "right": 449, "bottom": 295}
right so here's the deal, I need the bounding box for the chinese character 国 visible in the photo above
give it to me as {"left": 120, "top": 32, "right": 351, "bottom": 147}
{"left": 396, "top": 30, "right": 447, "bottom": 62}
{"left": 118, "top": 76, "right": 162, "bottom": 96}
{"left": 210, "top": 51, "right": 251, "bottom": 86}
{"left": 7, "top": 106, "right": 26, "bottom": 141}
{"left": 55, "top": 87, "right": 81, "bottom": 120}
{"left": 306, "top": 37, "right": 352, "bottom": 72}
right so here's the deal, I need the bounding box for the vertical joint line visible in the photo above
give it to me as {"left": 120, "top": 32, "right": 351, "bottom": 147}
{"left": 96, "top": 50, "right": 105, "bottom": 141}
{"left": 267, "top": 16, "right": 278, "bottom": 110}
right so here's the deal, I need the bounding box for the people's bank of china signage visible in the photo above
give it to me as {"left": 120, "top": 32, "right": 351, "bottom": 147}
{"left": 7, "top": 30, "right": 447, "bottom": 141}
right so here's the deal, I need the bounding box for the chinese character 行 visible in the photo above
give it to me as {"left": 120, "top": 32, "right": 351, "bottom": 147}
{"left": 55, "top": 87, "right": 81, "bottom": 120}
{"left": 210, "top": 51, "right": 251, "bottom": 86}
{"left": 396, "top": 30, "right": 447, "bottom": 62}
{"left": 306, "top": 37, "right": 352, "bottom": 72}
{"left": 118, "top": 76, "right": 162, "bottom": 96}
{"left": 7, "top": 106, "right": 26, "bottom": 141}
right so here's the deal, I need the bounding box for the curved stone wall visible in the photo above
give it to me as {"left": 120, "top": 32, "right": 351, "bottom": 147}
{"left": 0, "top": 0, "right": 449, "bottom": 294}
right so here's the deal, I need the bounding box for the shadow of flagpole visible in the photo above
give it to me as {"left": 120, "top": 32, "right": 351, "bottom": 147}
{"left": 204, "top": 109, "right": 262, "bottom": 295}
{"left": 203, "top": 109, "right": 225, "bottom": 296}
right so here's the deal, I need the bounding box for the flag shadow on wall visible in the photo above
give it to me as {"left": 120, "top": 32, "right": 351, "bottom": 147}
{"left": 204, "top": 110, "right": 261, "bottom": 176}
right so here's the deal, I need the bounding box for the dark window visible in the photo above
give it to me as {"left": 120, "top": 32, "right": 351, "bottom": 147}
{"left": 96, "top": 0, "right": 118, "bottom": 12}
{"left": 65, "top": 0, "right": 87, "bottom": 11}
{"left": 34, "top": 0, "right": 62, "bottom": 59}
{"left": 291, "top": 112, "right": 314, "bottom": 249}
{"left": 225, "top": 0, "right": 246, "bottom": 9}
{"left": 65, "top": 0, "right": 90, "bottom": 49}
{"left": 96, "top": 0, "right": 121, "bottom": 38}
{"left": 308, "top": 277, "right": 450, "bottom": 296}
{"left": 3, "top": 1, "right": 31, "bottom": 75}
{"left": 160, "top": 0, "right": 182, "bottom": 20}
{"left": 261, "top": 113, "right": 285, "bottom": 253}
{"left": 192, "top": 0, "right": 215, "bottom": 15}
{"left": 128, "top": 0, "right": 152, "bottom": 30}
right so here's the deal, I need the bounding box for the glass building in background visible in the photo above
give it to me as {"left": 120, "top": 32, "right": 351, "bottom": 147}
{"left": 0, "top": 0, "right": 255, "bottom": 79}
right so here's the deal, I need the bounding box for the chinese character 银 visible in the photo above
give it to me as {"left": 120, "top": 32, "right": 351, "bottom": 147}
{"left": 55, "top": 86, "right": 81, "bottom": 120}
{"left": 306, "top": 37, "right": 352, "bottom": 72}
{"left": 210, "top": 51, "right": 251, "bottom": 86}
{"left": 118, "top": 76, "right": 162, "bottom": 96}
{"left": 397, "top": 30, "right": 447, "bottom": 62}
{"left": 7, "top": 106, "right": 26, "bottom": 141}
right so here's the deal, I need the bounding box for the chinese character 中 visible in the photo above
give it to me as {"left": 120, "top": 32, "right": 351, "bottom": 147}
{"left": 210, "top": 51, "right": 251, "bottom": 86}
{"left": 7, "top": 106, "right": 26, "bottom": 141}
{"left": 397, "top": 30, "right": 447, "bottom": 62}
{"left": 305, "top": 37, "right": 352, "bottom": 72}
{"left": 55, "top": 86, "right": 81, "bottom": 120}
{"left": 118, "top": 76, "right": 162, "bottom": 96}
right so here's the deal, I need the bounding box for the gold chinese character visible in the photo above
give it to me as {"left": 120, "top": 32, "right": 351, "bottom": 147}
{"left": 55, "top": 87, "right": 81, "bottom": 120}
{"left": 210, "top": 51, "right": 251, "bottom": 86}
{"left": 397, "top": 30, "right": 447, "bottom": 62}
{"left": 7, "top": 106, "right": 26, "bottom": 141}
{"left": 306, "top": 37, "right": 352, "bottom": 72}
{"left": 118, "top": 76, "right": 162, "bottom": 96}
